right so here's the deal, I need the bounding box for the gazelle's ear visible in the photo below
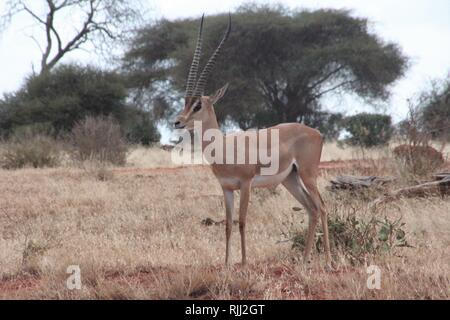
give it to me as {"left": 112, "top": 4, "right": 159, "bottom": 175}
{"left": 211, "top": 83, "right": 229, "bottom": 105}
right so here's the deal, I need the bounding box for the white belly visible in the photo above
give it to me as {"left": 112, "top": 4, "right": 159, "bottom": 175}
{"left": 217, "top": 163, "right": 294, "bottom": 190}
{"left": 252, "top": 164, "right": 293, "bottom": 188}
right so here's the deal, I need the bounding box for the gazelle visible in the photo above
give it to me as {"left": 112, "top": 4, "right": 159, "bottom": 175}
{"left": 174, "top": 15, "right": 332, "bottom": 269}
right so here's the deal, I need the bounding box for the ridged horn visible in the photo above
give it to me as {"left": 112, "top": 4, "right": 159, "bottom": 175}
{"left": 185, "top": 14, "right": 204, "bottom": 97}
{"left": 193, "top": 13, "right": 231, "bottom": 97}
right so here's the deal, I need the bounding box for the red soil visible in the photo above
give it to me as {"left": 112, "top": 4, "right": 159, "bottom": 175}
{"left": 0, "top": 262, "right": 353, "bottom": 299}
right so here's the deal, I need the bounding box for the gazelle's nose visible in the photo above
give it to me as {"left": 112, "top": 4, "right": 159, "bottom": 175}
{"left": 174, "top": 120, "right": 185, "bottom": 129}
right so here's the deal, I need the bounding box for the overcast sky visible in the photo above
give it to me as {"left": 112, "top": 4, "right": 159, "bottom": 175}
{"left": 1, "top": 0, "right": 449, "bottom": 129}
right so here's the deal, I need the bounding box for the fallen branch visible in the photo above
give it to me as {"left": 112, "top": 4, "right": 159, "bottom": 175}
{"left": 433, "top": 172, "right": 450, "bottom": 180}
{"left": 330, "top": 175, "right": 395, "bottom": 190}
{"left": 371, "top": 175, "right": 450, "bottom": 207}
{"left": 392, "top": 177, "right": 450, "bottom": 197}
{"left": 201, "top": 218, "right": 239, "bottom": 226}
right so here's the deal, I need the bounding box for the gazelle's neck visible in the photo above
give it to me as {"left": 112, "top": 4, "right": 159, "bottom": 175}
{"left": 200, "top": 108, "right": 223, "bottom": 153}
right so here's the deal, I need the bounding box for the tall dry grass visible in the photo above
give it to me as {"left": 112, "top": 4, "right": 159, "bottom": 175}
{"left": 127, "top": 146, "right": 176, "bottom": 168}
{"left": 320, "top": 141, "right": 450, "bottom": 162}
{"left": 0, "top": 147, "right": 448, "bottom": 299}
{"left": 68, "top": 116, "right": 128, "bottom": 166}
{"left": 126, "top": 139, "right": 446, "bottom": 165}
{"left": 0, "top": 134, "right": 62, "bottom": 169}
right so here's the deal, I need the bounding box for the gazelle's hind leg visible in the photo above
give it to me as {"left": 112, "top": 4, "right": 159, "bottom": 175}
{"left": 299, "top": 173, "right": 333, "bottom": 269}
{"left": 282, "top": 167, "right": 319, "bottom": 264}
{"left": 282, "top": 166, "right": 332, "bottom": 268}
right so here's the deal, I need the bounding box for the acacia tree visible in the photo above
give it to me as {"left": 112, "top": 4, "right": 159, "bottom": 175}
{"left": 1, "top": 0, "right": 145, "bottom": 74}
{"left": 124, "top": 5, "right": 408, "bottom": 129}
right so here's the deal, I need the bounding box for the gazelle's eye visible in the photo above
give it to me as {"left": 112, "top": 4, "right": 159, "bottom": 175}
{"left": 193, "top": 103, "right": 202, "bottom": 112}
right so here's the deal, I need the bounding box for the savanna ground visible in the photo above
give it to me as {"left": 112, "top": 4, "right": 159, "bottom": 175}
{"left": 0, "top": 142, "right": 449, "bottom": 299}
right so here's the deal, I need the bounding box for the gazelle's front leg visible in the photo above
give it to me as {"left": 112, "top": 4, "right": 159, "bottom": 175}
{"left": 223, "top": 188, "right": 234, "bottom": 266}
{"left": 239, "top": 180, "right": 251, "bottom": 266}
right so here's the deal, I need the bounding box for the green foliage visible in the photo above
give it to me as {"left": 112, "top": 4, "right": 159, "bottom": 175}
{"left": 69, "top": 116, "right": 128, "bottom": 166}
{"left": 292, "top": 211, "right": 410, "bottom": 264}
{"left": 306, "top": 112, "right": 345, "bottom": 140}
{"left": 0, "top": 127, "right": 62, "bottom": 169}
{"left": 124, "top": 110, "right": 161, "bottom": 145}
{"left": 0, "top": 64, "right": 160, "bottom": 145}
{"left": 343, "top": 113, "right": 393, "bottom": 147}
{"left": 0, "top": 64, "right": 126, "bottom": 133}
{"left": 124, "top": 4, "right": 408, "bottom": 129}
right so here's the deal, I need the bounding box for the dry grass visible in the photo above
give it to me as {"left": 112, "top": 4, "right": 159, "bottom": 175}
{"left": 320, "top": 141, "right": 450, "bottom": 162}
{"left": 127, "top": 146, "right": 176, "bottom": 168}
{"left": 0, "top": 143, "right": 449, "bottom": 299}
{"left": 320, "top": 142, "right": 388, "bottom": 161}
{"left": 127, "top": 142, "right": 391, "bottom": 167}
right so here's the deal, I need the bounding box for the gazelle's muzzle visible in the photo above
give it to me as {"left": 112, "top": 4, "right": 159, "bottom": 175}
{"left": 174, "top": 116, "right": 186, "bottom": 129}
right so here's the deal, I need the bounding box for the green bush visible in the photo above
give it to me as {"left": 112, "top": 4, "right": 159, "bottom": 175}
{"left": 124, "top": 110, "right": 161, "bottom": 145}
{"left": 0, "top": 64, "right": 161, "bottom": 145}
{"left": 343, "top": 113, "right": 393, "bottom": 147}
{"left": 69, "top": 116, "right": 128, "bottom": 165}
{"left": 0, "top": 64, "right": 128, "bottom": 134}
{"left": 0, "top": 128, "right": 62, "bottom": 169}
{"left": 292, "top": 209, "right": 410, "bottom": 265}
{"left": 304, "top": 112, "right": 345, "bottom": 141}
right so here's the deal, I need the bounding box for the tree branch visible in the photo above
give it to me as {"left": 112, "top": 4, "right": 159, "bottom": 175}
{"left": 311, "top": 79, "right": 357, "bottom": 100}
{"left": 47, "top": 1, "right": 63, "bottom": 52}
{"left": 22, "top": 4, "right": 47, "bottom": 25}
{"left": 3, "top": 0, "right": 144, "bottom": 74}
{"left": 40, "top": 0, "right": 56, "bottom": 72}
{"left": 307, "top": 65, "right": 344, "bottom": 92}
{"left": 29, "top": 34, "right": 44, "bottom": 54}
{"left": 44, "top": 0, "right": 96, "bottom": 72}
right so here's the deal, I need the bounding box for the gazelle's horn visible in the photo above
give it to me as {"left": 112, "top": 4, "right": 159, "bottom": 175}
{"left": 193, "top": 13, "right": 231, "bottom": 97}
{"left": 185, "top": 14, "right": 204, "bottom": 97}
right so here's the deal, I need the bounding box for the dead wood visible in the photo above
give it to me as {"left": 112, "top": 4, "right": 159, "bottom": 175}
{"left": 330, "top": 175, "right": 395, "bottom": 190}
{"left": 371, "top": 174, "right": 450, "bottom": 208}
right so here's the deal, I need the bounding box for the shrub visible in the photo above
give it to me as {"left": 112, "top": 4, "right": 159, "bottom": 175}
{"left": 0, "top": 64, "right": 129, "bottom": 134}
{"left": 69, "top": 116, "right": 128, "bottom": 165}
{"left": 0, "top": 129, "right": 61, "bottom": 169}
{"left": 344, "top": 113, "right": 393, "bottom": 147}
{"left": 0, "top": 64, "right": 161, "bottom": 145}
{"left": 393, "top": 144, "right": 444, "bottom": 176}
{"left": 419, "top": 78, "right": 450, "bottom": 141}
{"left": 396, "top": 102, "right": 432, "bottom": 147}
{"left": 125, "top": 111, "right": 161, "bottom": 145}
{"left": 21, "top": 239, "right": 50, "bottom": 275}
{"left": 305, "top": 112, "right": 345, "bottom": 141}
{"left": 291, "top": 207, "right": 410, "bottom": 265}
{"left": 81, "top": 161, "right": 115, "bottom": 181}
